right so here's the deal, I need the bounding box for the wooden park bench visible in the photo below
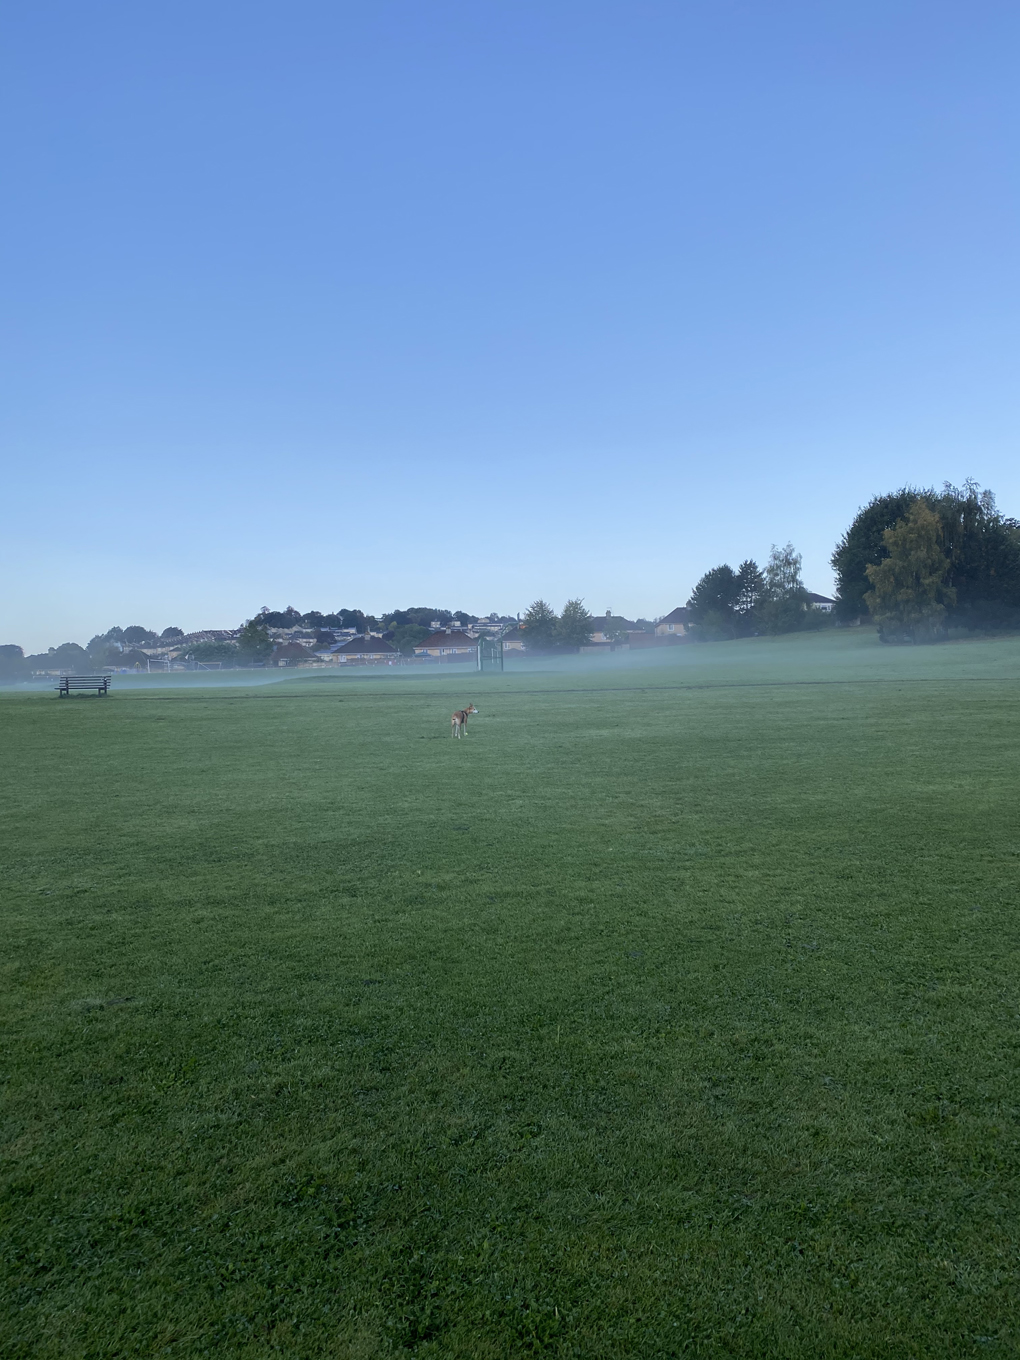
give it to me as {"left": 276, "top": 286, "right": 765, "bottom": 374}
{"left": 56, "top": 675, "right": 112, "bottom": 697}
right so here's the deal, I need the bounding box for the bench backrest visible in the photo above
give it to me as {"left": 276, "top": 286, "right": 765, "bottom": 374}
{"left": 58, "top": 675, "right": 111, "bottom": 688}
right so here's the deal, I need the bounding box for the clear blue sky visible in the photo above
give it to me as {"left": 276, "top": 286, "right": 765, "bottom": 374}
{"left": 3, "top": 1, "right": 1018, "bottom": 650}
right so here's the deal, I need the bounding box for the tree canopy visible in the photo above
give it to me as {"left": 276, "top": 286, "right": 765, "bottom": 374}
{"left": 335, "top": 609, "right": 372, "bottom": 632}
{"left": 758, "top": 543, "right": 812, "bottom": 635}
{"left": 735, "top": 560, "right": 766, "bottom": 620}
{"left": 555, "top": 599, "right": 594, "bottom": 648}
{"left": 389, "top": 623, "right": 431, "bottom": 656}
{"left": 864, "top": 500, "right": 955, "bottom": 642}
{"left": 521, "top": 600, "right": 558, "bottom": 650}
{"left": 235, "top": 620, "right": 273, "bottom": 663}
{"left": 834, "top": 482, "right": 1020, "bottom": 630}
{"left": 0, "top": 645, "right": 29, "bottom": 682}
{"left": 26, "top": 642, "right": 91, "bottom": 672}
{"left": 936, "top": 482, "right": 1020, "bottom": 629}
{"left": 832, "top": 488, "right": 928, "bottom": 622}
{"left": 687, "top": 559, "right": 767, "bottom": 639}
{"left": 257, "top": 607, "right": 304, "bottom": 629}
{"left": 383, "top": 607, "right": 452, "bottom": 630}
{"left": 689, "top": 565, "right": 740, "bottom": 619}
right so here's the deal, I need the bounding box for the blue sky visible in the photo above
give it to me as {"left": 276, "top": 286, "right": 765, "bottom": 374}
{"left": 2, "top": 1, "right": 1018, "bottom": 650}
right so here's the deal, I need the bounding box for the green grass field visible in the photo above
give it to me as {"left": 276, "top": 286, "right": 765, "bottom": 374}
{"left": 3, "top": 630, "right": 1020, "bottom": 1358}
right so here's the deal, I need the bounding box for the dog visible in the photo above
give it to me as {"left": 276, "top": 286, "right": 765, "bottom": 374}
{"left": 451, "top": 703, "right": 478, "bottom": 738}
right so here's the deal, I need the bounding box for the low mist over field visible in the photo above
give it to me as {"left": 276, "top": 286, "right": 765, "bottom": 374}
{"left": 6, "top": 481, "right": 1020, "bottom": 682}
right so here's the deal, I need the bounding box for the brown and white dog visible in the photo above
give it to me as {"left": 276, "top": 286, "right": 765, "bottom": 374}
{"left": 451, "top": 703, "right": 478, "bottom": 738}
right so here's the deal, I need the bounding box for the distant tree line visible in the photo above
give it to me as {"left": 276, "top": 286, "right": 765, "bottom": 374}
{"left": 0, "top": 625, "right": 188, "bottom": 681}
{"left": 681, "top": 480, "right": 1020, "bottom": 646}
{"left": 255, "top": 605, "right": 479, "bottom": 633}
{"left": 520, "top": 599, "right": 598, "bottom": 651}
{"left": 685, "top": 544, "right": 829, "bottom": 640}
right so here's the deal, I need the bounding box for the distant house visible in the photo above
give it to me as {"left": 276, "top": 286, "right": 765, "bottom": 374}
{"left": 269, "top": 627, "right": 318, "bottom": 643}
{"left": 654, "top": 607, "right": 692, "bottom": 637}
{"left": 578, "top": 612, "right": 637, "bottom": 651}
{"left": 413, "top": 629, "right": 477, "bottom": 662}
{"left": 314, "top": 629, "right": 359, "bottom": 655}
{"left": 500, "top": 627, "right": 526, "bottom": 652}
{"left": 329, "top": 636, "right": 398, "bottom": 664}
{"left": 180, "top": 629, "right": 238, "bottom": 645}
{"left": 270, "top": 640, "right": 315, "bottom": 667}
{"left": 806, "top": 592, "right": 836, "bottom": 613}
{"left": 582, "top": 614, "right": 639, "bottom": 644}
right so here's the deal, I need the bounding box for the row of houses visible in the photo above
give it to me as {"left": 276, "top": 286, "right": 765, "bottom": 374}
{"left": 309, "top": 611, "right": 698, "bottom": 666}
{"left": 141, "top": 596, "right": 838, "bottom": 668}
{"left": 309, "top": 595, "right": 836, "bottom": 666}
{"left": 315, "top": 628, "right": 482, "bottom": 665}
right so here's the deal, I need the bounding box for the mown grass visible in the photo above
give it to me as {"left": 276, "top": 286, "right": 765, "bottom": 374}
{"left": 2, "top": 630, "right": 1020, "bottom": 1357}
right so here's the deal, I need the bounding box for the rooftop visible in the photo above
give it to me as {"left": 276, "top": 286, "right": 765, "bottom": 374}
{"left": 331, "top": 636, "right": 398, "bottom": 655}
{"left": 415, "top": 630, "right": 476, "bottom": 648}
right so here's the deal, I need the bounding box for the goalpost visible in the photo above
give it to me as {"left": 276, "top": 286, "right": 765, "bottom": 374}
{"left": 476, "top": 638, "right": 504, "bottom": 672}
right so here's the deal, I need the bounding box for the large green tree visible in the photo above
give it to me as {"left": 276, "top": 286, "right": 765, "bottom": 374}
{"left": 690, "top": 565, "right": 739, "bottom": 620}
{"left": 555, "top": 599, "right": 594, "bottom": 648}
{"left": 86, "top": 628, "right": 128, "bottom": 668}
{"left": 521, "top": 600, "right": 558, "bottom": 650}
{"left": 864, "top": 500, "right": 955, "bottom": 642}
{"left": 933, "top": 482, "right": 1020, "bottom": 629}
{"left": 835, "top": 482, "right": 1020, "bottom": 628}
{"left": 758, "top": 543, "right": 811, "bottom": 635}
{"left": 688, "top": 566, "right": 740, "bottom": 634}
{"left": 832, "top": 489, "right": 920, "bottom": 622}
{"left": 123, "top": 625, "right": 157, "bottom": 645}
{"left": 735, "top": 560, "right": 765, "bottom": 628}
{"left": 687, "top": 561, "right": 765, "bottom": 640}
{"left": 235, "top": 620, "right": 273, "bottom": 664}
{"left": 389, "top": 623, "right": 430, "bottom": 657}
